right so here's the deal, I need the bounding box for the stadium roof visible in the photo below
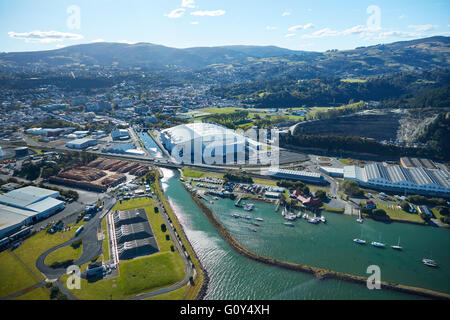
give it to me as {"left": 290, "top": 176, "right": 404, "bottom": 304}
{"left": 0, "top": 186, "right": 59, "bottom": 209}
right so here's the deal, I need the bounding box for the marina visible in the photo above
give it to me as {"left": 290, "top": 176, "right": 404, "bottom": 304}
{"left": 161, "top": 169, "right": 450, "bottom": 299}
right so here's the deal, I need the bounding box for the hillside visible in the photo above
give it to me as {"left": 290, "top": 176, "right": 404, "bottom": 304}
{"left": 0, "top": 36, "right": 448, "bottom": 78}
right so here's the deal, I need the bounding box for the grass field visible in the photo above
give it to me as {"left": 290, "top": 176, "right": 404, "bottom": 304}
{"left": 146, "top": 286, "right": 187, "bottom": 300}
{"left": 181, "top": 168, "right": 207, "bottom": 178}
{"left": 44, "top": 244, "right": 82, "bottom": 267}
{"left": 101, "top": 218, "right": 110, "bottom": 261}
{"left": 13, "top": 287, "right": 50, "bottom": 300}
{"left": 375, "top": 202, "right": 424, "bottom": 223}
{"left": 0, "top": 250, "right": 40, "bottom": 298}
{"left": 64, "top": 197, "right": 186, "bottom": 300}
{"left": 13, "top": 221, "right": 85, "bottom": 279}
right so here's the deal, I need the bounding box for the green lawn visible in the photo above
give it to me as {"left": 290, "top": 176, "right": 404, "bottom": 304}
{"left": 101, "top": 218, "right": 110, "bottom": 262}
{"left": 0, "top": 251, "right": 39, "bottom": 298}
{"left": 146, "top": 285, "right": 187, "bottom": 300}
{"left": 181, "top": 168, "right": 206, "bottom": 178}
{"left": 375, "top": 202, "right": 424, "bottom": 223}
{"left": 44, "top": 244, "right": 82, "bottom": 267}
{"left": 13, "top": 287, "right": 50, "bottom": 300}
{"left": 13, "top": 221, "right": 85, "bottom": 279}
{"left": 64, "top": 197, "right": 186, "bottom": 300}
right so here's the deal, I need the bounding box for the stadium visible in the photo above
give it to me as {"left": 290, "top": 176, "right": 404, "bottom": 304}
{"left": 160, "top": 122, "right": 261, "bottom": 165}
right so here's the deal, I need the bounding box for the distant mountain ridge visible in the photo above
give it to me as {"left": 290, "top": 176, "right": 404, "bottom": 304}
{"left": 0, "top": 36, "right": 449, "bottom": 77}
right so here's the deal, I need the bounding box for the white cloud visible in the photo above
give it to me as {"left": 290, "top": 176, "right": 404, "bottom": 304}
{"left": 191, "top": 10, "right": 226, "bottom": 17}
{"left": 117, "top": 40, "right": 137, "bottom": 44}
{"left": 165, "top": 8, "right": 186, "bottom": 18}
{"left": 282, "top": 11, "right": 291, "bottom": 17}
{"left": 181, "top": 0, "right": 195, "bottom": 8}
{"left": 8, "top": 30, "right": 83, "bottom": 43}
{"left": 191, "top": 21, "right": 199, "bottom": 25}
{"left": 91, "top": 38, "right": 105, "bottom": 43}
{"left": 288, "top": 25, "right": 303, "bottom": 32}
{"left": 266, "top": 26, "right": 277, "bottom": 31}
{"left": 288, "top": 24, "right": 314, "bottom": 32}
{"left": 301, "top": 28, "right": 341, "bottom": 39}
{"left": 284, "top": 33, "right": 295, "bottom": 38}
{"left": 399, "top": 15, "right": 406, "bottom": 19}
{"left": 408, "top": 24, "right": 438, "bottom": 32}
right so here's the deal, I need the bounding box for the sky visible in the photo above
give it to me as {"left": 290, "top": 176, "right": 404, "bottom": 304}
{"left": 1, "top": 0, "right": 449, "bottom": 53}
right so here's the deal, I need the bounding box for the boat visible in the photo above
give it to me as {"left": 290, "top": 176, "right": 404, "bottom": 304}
{"left": 249, "top": 228, "right": 258, "bottom": 232}
{"left": 255, "top": 217, "right": 264, "bottom": 222}
{"left": 353, "top": 238, "right": 366, "bottom": 245}
{"left": 214, "top": 197, "right": 219, "bottom": 200}
{"left": 320, "top": 216, "right": 326, "bottom": 223}
{"left": 232, "top": 214, "right": 240, "bottom": 218}
{"left": 391, "top": 237, "right": 403, "bottom": 250}
{"left": 285, "top": 216, "right": 296, "bottom": 221}
{"left": 252, "top": 222, "right": 260, "bottom": 227}
{"left": 308, "top": 218, "right": 319, "bottom": 224}
{"left": 244, "top": 203, "right": 255, "bottom": 211}
{"left": 283, "top": 222, "right": 295, "bottom": 227}
{"left": 356, "top": 218, "right": 363, "bottom": 223}
{"left": 371, "top": 241, "right": 386, "bottom": 248}
{"left": 244, "top": 215, "right": 251, "bottom": 220}
{"left": 422, "top": 259, "right": 438, "bottom": 267}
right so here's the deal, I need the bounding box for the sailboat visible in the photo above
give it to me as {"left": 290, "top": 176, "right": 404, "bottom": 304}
{"left": 391, "top": 237, "right": 403, "bottom": 250}
{"left": 353, "top": 229, "right": 366, "bottom": 245}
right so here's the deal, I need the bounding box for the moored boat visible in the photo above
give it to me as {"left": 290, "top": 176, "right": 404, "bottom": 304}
{"left": 353, "top": 238, "right": 366, "bottom": 245}
{"left": 422, "top": 259, "right": 437, "bottom": 267}
{"left": 283, "top": 222, "right": 295, "bottom": 227}
{"left": 371, "top": 241, "right": 385, "bottom": 248}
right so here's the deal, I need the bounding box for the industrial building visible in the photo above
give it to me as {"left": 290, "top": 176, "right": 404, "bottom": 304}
{"left": 161, "top": 123, "right": 260, "bottom": 164}
{"left": 344, "top": 163, "right": 450, "bottom": 197}
{"left": 0, "top": 186, "right": 65, "bottom": 239}
{"left": 266, "top": 168, "right": 329, "bottom": 185}
{"left": 112, "top": 209, "right": 159, "bottom": 260}
{"left": 319, "top": 166, "right": 344, "bottom": 178}
{"left": 111, "top": 129, "right": 130, "bottom": 141}
{"left": 66, "top": 138, "right": 98, "bottom": 150}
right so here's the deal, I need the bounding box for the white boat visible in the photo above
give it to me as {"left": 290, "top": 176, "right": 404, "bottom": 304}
{"left": 232, "top": 214, "right": 240, "bottom": 218}
{"left": 244, "top": 203, "right": 255, "bottom": 211}
{"left": 356, "top": 218, "right": 363, "bottom": 223}
{"left": 283, "top": 222, "right": 295, "bottom": 227}
{"left": 422, "top": 259, "right": 437, "bottom": 267}
{"left": 320, "top": 216, "right": 326, "bottom": 223}
{"left": 391, "top": 237, "right": 403, "bottom": 250}
{"left": 214, "top": 197, "right": 219, "bottom": 200}
{"left": 255, "top": 217, "right": 264, "bottom": 222}
{"left": 244, "top": 215, "right": 251, "bottom": 220}
{"left": 353, "top": 238, "right": 366, "bottom": 245}
{"left": 371, "top": 241, "right": 385, "bottom": 248}
{"left": 308, "top": 218, "right": 319, "bottom": 224}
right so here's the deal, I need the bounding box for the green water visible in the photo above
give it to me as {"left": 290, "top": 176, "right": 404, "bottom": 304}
{"left": 161, "top": 168, "right": 444, "bottom": 300}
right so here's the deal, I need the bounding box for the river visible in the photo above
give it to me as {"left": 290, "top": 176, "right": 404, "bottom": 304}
{"left": 160, "top": 168, "right": 449, "bottom": 299}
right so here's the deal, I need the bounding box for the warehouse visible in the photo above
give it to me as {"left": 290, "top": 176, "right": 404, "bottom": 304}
{"left": 319, "top": 166, "right": 344, "bottom": 178}
{"left": 66, "top": 138, "right": 98, "bottom": 150}
{"left": 161, "top": 123, "right": 260, "bottom": 164}
{"left": 344, "top": 163, "right": 450, "bottom": 197}
{"left": 266, "top": 168, "right": 329, "bottom": 185}
{"left": 0, "top": 186, "right": 65, "bottom": 239}
{"left": 111, "top": 129, "right": 130, "bottom": 141}
{"left": 112, "top": 209, "right": 159, "bottom": 260}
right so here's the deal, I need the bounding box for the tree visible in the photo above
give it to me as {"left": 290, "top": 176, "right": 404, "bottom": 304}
{"left": 400, "top": 201, "right": 410, "bottom": 212}
{"left": 315, "top": 190, "right": 327, "bottom": 202}
{"left": 342, "top": 180, "right": 364, "bottom": 197}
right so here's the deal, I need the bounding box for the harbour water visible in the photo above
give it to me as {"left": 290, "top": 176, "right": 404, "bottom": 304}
{"left": 160, "top": 168, "right": 447, "bottom": 299}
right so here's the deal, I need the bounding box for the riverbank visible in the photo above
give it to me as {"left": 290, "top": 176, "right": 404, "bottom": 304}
{"left": 154, "top": 169, "right": 207, "bottom": 300}
{"left": 184, "top": 184, "right": 450, "bottom": 300}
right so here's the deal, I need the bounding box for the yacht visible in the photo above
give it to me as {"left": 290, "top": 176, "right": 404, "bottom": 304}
{"left": 422, "top": 259, "right": 438, "bottom": 267}
{"left": 371, "top": 241, "right": 386, "bottom": 248}
{"left": 244, "top": 215, "right": 251, "bottom": 220}
{"left": 308, "top": 217, "right": 319, "bottom": 224}
{"left": 255, "top": 217, "right": 264, "bottom": 222}
{"left": 356, "top": 218, "right": 363, "bottom": 223}
{"left": 353, "top": 238, "right": 367, "bottom": 245}
{"left": 283, "top": 222, "right": 295, "bottom": 227}
{"left": 232, "top": 214, "right": 240, "bottom": 219}
{"left": 244, "top": 203, "right": 255, "bottom": 211}
{"left": 320, "top": 216, "right": 326, "bottom": 223}
{"left": 391, "top": 237, "right": 403, "bottom": 250}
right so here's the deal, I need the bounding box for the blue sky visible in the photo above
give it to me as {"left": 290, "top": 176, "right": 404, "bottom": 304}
{"left": 1, "top": 0, "right": 449, "bottom": 52}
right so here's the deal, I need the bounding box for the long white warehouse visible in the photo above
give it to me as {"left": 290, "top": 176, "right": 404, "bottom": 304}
{"left": 344, "top": 163, "right": 450, "bottom": 197}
